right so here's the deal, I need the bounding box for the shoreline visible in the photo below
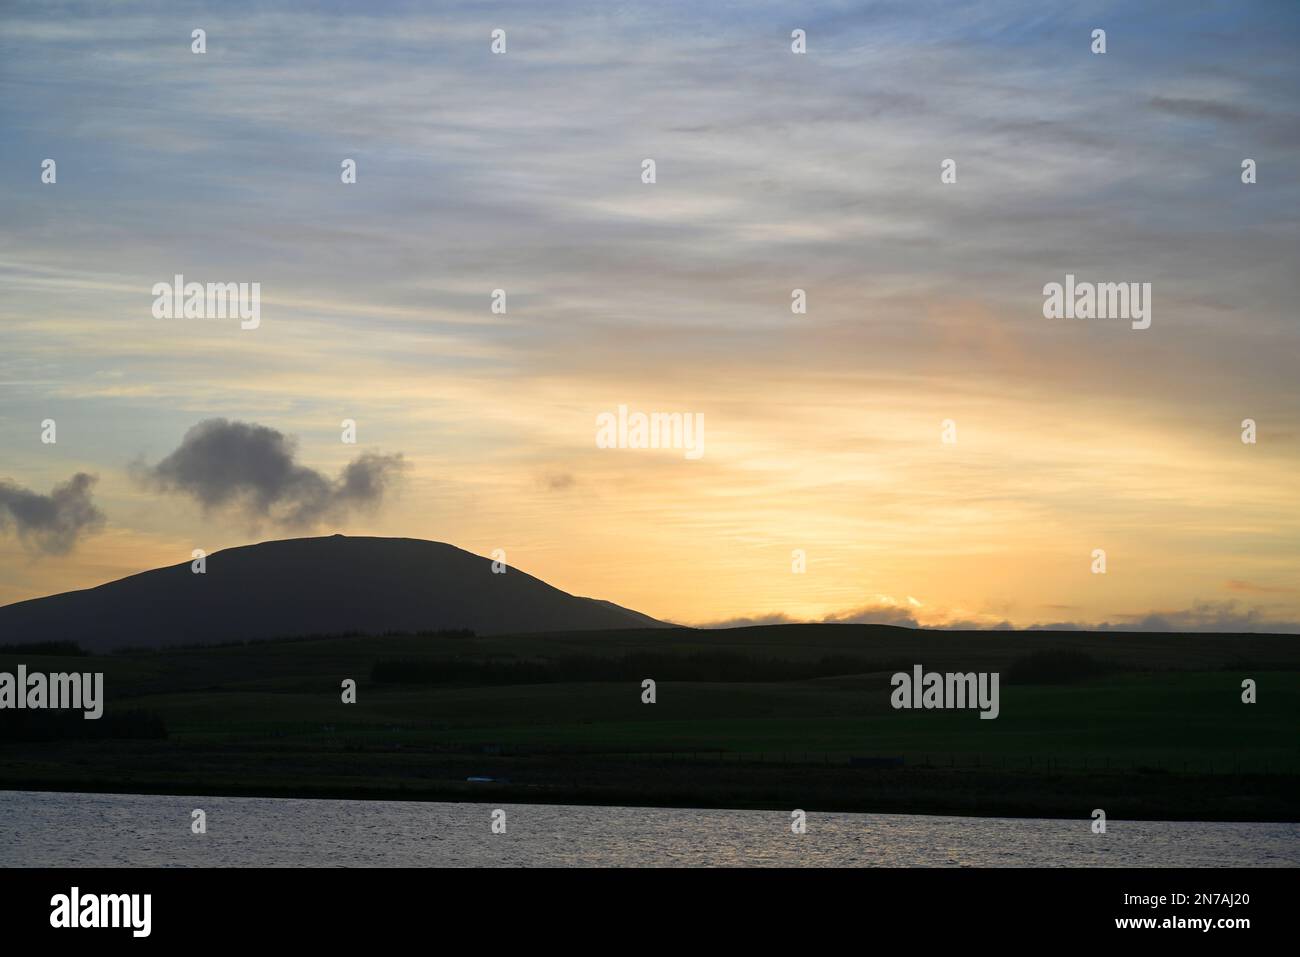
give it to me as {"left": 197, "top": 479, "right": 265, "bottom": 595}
{"left": 4, "top": 770, "right": 1298, "bottom": 824}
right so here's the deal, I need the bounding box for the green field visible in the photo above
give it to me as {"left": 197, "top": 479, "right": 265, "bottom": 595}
{"left": 2, "top": 625, "right": 1298, "bottom": 820}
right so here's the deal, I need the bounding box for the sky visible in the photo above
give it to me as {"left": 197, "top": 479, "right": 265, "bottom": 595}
{"left": 1, "top": 0, "right": 1298, "bottom": 631}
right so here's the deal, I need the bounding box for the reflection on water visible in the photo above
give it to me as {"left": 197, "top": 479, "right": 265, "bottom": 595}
{"left": 0, "top": 790, "right": 1295, "bottom": 867}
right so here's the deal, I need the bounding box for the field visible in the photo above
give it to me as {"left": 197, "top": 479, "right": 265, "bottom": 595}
{"left": 2, "top": 624, "right": 1298, "bottom": 820}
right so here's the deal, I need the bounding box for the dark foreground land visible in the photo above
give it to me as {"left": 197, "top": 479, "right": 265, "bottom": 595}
{"left": 2, "top": 624, "right": 1297, "bottom": 820}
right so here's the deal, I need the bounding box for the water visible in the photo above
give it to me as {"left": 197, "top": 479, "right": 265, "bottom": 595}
{"left": 0, "top": 790, "right": 1294, "bottom": 867}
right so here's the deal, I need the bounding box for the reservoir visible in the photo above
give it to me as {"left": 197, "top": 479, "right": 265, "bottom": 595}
{"left": 0, "top": 790, "right": 1295, "bottom": 867}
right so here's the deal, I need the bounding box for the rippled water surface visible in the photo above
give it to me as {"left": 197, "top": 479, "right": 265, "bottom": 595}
{"left": 1, "top": 790, "right": 1295, "bottom": 867}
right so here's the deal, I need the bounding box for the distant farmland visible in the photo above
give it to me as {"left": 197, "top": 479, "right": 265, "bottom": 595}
{"left": 1, "top": 624, "right": 1297, "bottom": 820}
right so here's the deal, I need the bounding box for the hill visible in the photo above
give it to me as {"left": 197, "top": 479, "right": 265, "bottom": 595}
{"left": 0, "top": 535, "right": 665, "bottom": 651}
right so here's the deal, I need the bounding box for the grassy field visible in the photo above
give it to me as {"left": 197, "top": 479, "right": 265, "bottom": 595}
{"left": 2, "top": 624, "right": 1297, "bottom": 820}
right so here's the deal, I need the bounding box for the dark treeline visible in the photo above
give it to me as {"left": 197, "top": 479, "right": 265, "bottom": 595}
{"left": 371, "top": 652, "right": 914, "bottom": 686}
{"left": 371, "top": 649, "right": 1141, "bottom": 687}
{"left": 0, "top": 641, "right": 87, "bottom": 657}
{"left": 1003, "top": 650, "right": 1122, "bottom": 684}
{"left": 108, "top": 628, "right": 478, "bottom": 655}
{"left": 0, "top": 709, "right": 167, "bottom": 742}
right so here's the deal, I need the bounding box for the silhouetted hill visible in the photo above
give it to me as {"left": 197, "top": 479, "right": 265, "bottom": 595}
{"left": 0, "top": 535, "right": 665, "bottom": 651}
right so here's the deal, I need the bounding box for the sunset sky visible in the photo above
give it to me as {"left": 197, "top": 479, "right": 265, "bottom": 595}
{"left": 2, "top": 1, "right": 1298, "bottom": 631}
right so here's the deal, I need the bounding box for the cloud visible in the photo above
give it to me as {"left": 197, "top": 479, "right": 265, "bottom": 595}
{"left": 701, "top": 601, "right": 1300, "bottom": 634}
{"left": 697, "top": 612, "right": 802, "bottom": 629}
{"left": 1148, "top": 96, "right": 1257, "bottom": 124}
{"left": 0, "top": 472, "right": 105, "bottom": 555}
{"left": 1095, "top": 601, "right": 1300, "bottom": 634}
{"left": 698, "top": 603, "right": 924, "bottom": 630}
{"left": 1225, "top": 579, "right": 1294, "bottom": 595}
{"left": 822, "top": 603, "right": 923, "bottom": 628}
{"left": 134, "top": 419, "right": 405, "bottom": 528}
{"left": 1020, "top": 601, "right": 1299, "bottom": 634}
{"left": 2, "top": 1, "right": 1298, "bottom": 627}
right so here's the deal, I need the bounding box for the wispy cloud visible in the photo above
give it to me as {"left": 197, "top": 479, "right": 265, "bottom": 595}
{"left": 0, "top": 1, "right": 1297, "bottom": 629}
{"left": 1225, "top": 579, "right": 1294, "bottom": 595}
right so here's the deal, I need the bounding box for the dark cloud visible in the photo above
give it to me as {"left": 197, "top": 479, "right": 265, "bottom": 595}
{"left": 1147, "top": 96, "right": 1300, "bottom": 148}
{"left": 1095, "top": 601, "right": 1300, "bottom": 634}
{"left": 0, "top": 472, "right": 105, "bottom": 555}
{"left": 1149, "top": 95, "right": 1257, "bottom": 124}
{"left": 134, "top": 419, "right": 405, "bottom": 528}
{"left": 541, "top": 472, "right": 576, "bottom": 491}
{"left": 1025, "top": 601, "right": 1299, "bottom": 634}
